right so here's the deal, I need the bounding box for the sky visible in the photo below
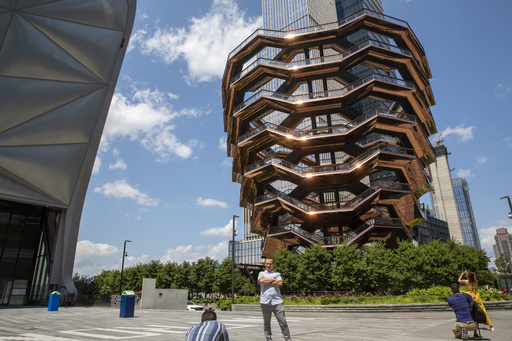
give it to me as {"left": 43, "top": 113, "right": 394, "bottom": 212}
{"left": 73, "top": 0, "right": 512, "bottom": 276}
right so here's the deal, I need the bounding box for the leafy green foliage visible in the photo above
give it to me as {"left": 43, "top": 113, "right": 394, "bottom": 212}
{"left": 297, "top": 244, "right": 332, "bottom": 291}
{"left": 273, "top": 247, "right": 300, "bottom": 292}
{"left": 72, "top": 272, "right": 96, "bottom": 295}
{"left": 362, "top": 241, "right": 396, "bottom": 291}
{"left": 79, "top": 239, "right": 494, "bottom": 296}
{"left": 331, "top": 243, "right": 364, "bottom": 291}
{"left": 479, "top": 288, "right": 512, "bottom": 301}
{"left": 406, "top": 286, "right": 453, "bottom": 300}
{"left": 494, "top": 254, "right": 511, "bottom": 274}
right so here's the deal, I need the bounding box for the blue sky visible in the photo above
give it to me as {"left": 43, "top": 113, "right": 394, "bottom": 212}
{"left": 73, "top": 0, "right": 512, "bottom": 276}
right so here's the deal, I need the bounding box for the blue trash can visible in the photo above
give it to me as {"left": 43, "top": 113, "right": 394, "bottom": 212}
{"left": 48, "top": 291, "right": 60, "bottom": 311}
{"left": 120, "top": 291, "right": 136, "bottom": 318}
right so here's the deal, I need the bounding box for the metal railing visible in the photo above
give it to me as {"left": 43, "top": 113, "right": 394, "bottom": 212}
{"left": 228, "top": 9, "right": 419, "bottom": 61}
{"left": 264, "top": 217, "right": 404, "bottom": 247}
{"left": 244, "top": 144, "right": 415, "bottom": 175}
{"left": 230, "top": 38, "right": 412, "bottom": 86}
{"left": 254, "top": 181, "right": 410, "bottom": 213}
{"left": 238, "top": 108, "right": 416, "bottom": 144}
{"left": 233, "top": 73, "right": 414, "bottom": 114}
{"left": 331, "top": 217, "right": 402, "bottom": 245}
{"left": 268, "top": 224, "right": 323, "bottom": 243}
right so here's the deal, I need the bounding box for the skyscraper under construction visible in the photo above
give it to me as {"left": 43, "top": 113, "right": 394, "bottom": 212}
{"left": 222, "top": 0, "right": 437, "bottom": 257}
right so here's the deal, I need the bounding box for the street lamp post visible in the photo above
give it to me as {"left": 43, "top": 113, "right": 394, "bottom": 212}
{"left": 500, "top": 196, "right": 512, "bottom": 219}
{"left": 119, "top": 240, "right": 131, "bottom": 294}
{"left": 232, "top": 215, "right": 239, "bottom": 307}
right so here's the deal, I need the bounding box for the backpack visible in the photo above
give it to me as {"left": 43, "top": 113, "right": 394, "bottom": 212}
{"left": 463, "top": 293, "right": 487, "bottom": 324}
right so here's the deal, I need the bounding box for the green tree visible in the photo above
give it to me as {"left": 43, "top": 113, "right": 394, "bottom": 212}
{"left": 214, "top": 258, "right": 254, "bottom": 295}
{"left": 174, "top": 261, "right": 192, "bottom": 291}
{"left": 297, "top": 244, "right": 333, "bottom": 291}
{"left": 362, "top": 241, "right": 395, "bottom": 291}
{"left": 417, "top": 239, "right": 456, "bottom": 287}
{"left": 72, "top": 272, "right": 97, "bottom": 295}
{"left": 331, "top": 244, "right": 365, "bottom": 291}
{"left": 158, "top": 261, "right": 180, "bottom": 288}
{"left": 391, "top": 239, "right": 421, "bottom": 291}
{"left": 94, "top": 269, "right": 120, "bottom": 294}
{"left": 214, "top": 258, "right": 235, "bottom": 295}
{"left": 495, "top": 254, "right": 511, "bottom": 274}
{"left": 190, "top": 257, "right": 218, "bottom": 293}
{"left": 122, "top": 260, "right": 164, "bottom": 292}
{"left": 273, "top": 247, "right": 300, "bottom": 292}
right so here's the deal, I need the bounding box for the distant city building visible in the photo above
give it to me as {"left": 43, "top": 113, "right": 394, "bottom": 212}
{"left": 335, "top": 0, "right": 383, "bottom": 18}
{"left": 452, "top": 177, "right": 481, "bottom": 249}
{"left": 0, "top": 1, "right": 136, "bottom": 306}
{"left": 413, "top": 204, "right": 450, "bottom": 244}
{"left": 263, "top": 0, "right": 337, "bottom": 31}
{"left": 428, "top": 143, "right": 464, "bottom": 244}
{"left": 228, "top": 208, "right": 264, "bottom": 266}
{"left": 493, "top": 228, "right": 512, "bottom": 263}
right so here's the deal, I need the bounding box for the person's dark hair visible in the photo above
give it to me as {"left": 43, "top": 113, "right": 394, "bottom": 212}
{"left": 451, "top": 283, "right": 460, "bottom": 294}
{"left": 201, "top": 308, "right": 217, "bottom": 322}
{"left": 265, "top": 257, "right": 274, "bottom": 263}
{"left": 467, "top": 271, "right": 477, "bottom": 284}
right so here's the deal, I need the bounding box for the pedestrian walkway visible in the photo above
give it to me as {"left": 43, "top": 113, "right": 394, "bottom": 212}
{"left": 0, "top": 306, "right": 509, "bottom": 340}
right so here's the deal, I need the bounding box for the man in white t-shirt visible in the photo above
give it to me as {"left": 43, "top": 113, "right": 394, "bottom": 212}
{"left": 258, "top": 258, "right": 292, "bottom": 341}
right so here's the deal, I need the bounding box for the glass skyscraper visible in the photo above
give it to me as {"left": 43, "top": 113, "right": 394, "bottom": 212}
{"left": 452, "top": 178, "right": 481, "bottom": 250}
{"left": 335, "top": 0, "right": 383, "bottom": 18}
{"left": 262, "top": 0, "right": 337, "bottom": 31}
{"left": 228, "top": 208, "right": 264, "bottom": 266}
{"left": 493, "top": 228, "right": 512, "bottom": 266}
{"left": 429, "top": 144, "right": 465, "bottom": 244}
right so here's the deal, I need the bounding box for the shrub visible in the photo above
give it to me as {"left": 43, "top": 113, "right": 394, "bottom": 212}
{"left": 479, "top": 288, "right": 512, "bottom": 301}
{"left": 406, "top": 286, "right": 452, "bottom": 300}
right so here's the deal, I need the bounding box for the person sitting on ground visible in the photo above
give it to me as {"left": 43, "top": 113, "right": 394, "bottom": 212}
{"left": 185, "top": 308, "right": 229, "bottom": 341}
{"left": 459, "top": 270, "right": 494, "bottom": 335}
{"left": 447, "top": 283, "right": 478, "bottom": 341}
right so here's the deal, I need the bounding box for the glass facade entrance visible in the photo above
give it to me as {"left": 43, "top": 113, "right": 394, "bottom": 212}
{"left": 0, "top": 200, "right": 51, "bottom": 305}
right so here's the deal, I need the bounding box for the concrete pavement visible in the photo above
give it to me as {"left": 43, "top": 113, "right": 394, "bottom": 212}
{"left": 0, "top": 306, "right": 509, "bottom": 340}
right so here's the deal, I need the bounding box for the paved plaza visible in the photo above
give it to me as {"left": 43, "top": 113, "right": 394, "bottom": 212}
{"left": 0, "top": 306, "right": 509, "bottom": 340}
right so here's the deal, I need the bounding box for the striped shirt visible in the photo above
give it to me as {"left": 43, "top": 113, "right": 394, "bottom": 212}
{"left": 185, "top": 320, "right": 229, "bottom": 341}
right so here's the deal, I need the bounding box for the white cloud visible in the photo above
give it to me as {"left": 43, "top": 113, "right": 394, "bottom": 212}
{"left": 200, "top": 219, "right": 236, "bottom": 237}
{"left": 222, "top": 159, "right": 232, "bottom": 168}
{"left": 102, "top": 85, "right": 201, "bottom": 162}
{"left": 160, "top": 241, "right": 228, "bottom": 263}
{"left": 441, "top": 124, "right": 475, "bottom": 142}
{"left": 503, "top": 137, "right": 512, "bottom": 149}
{"left": 495, "top": 83, "right": 512, "bottom": 99}
{"left": 136, "top": 208, "right": 149, "bottom": 221}
{"left": 92, "top": 155, "right": 101, "bottom": 175}
{"left": 457, "top": 169, "right": 472, "bottom": 178}
{"left": 94, "top": 179, "right": 159, "bottom": 206}
{"left": 197, "top": 197, "right": 228, "bottom": 209}
{"left": 109, "top": 159, "right": 127, "bottom": 170}
{"left": 474, "top": 156, "right": 487, "bottom": 167}
{"left": 133, "top": 0, "right": 262, "bottom": 83}
{"left": 74, "top": 240, "right": 150, "bottom": 276}
{"left": 218, "top": 136, "right": 227, "bottom": 151}
{"left": 73, "top": 240, "right": 118, "bottom": 276}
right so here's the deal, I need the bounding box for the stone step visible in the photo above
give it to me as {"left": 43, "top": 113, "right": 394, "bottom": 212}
{"left": 232, "top": 300, "right": 512, "bottom": 313}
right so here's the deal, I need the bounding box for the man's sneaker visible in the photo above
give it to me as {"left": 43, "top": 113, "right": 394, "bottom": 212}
{"left": 461, "top": 327, "right": 468, "bottom": 341}
{"left": 490, "top": 326, "right": 495, "bottom": 331}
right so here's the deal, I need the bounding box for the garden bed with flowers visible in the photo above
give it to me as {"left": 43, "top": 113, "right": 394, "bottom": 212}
{"left": 194, "top": 287, "right": 512, "bottom": 311}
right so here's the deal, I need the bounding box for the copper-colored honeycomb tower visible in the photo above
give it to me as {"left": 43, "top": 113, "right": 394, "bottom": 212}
{"left": 222, "top": 10, "right": 436, "bottom": 257}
